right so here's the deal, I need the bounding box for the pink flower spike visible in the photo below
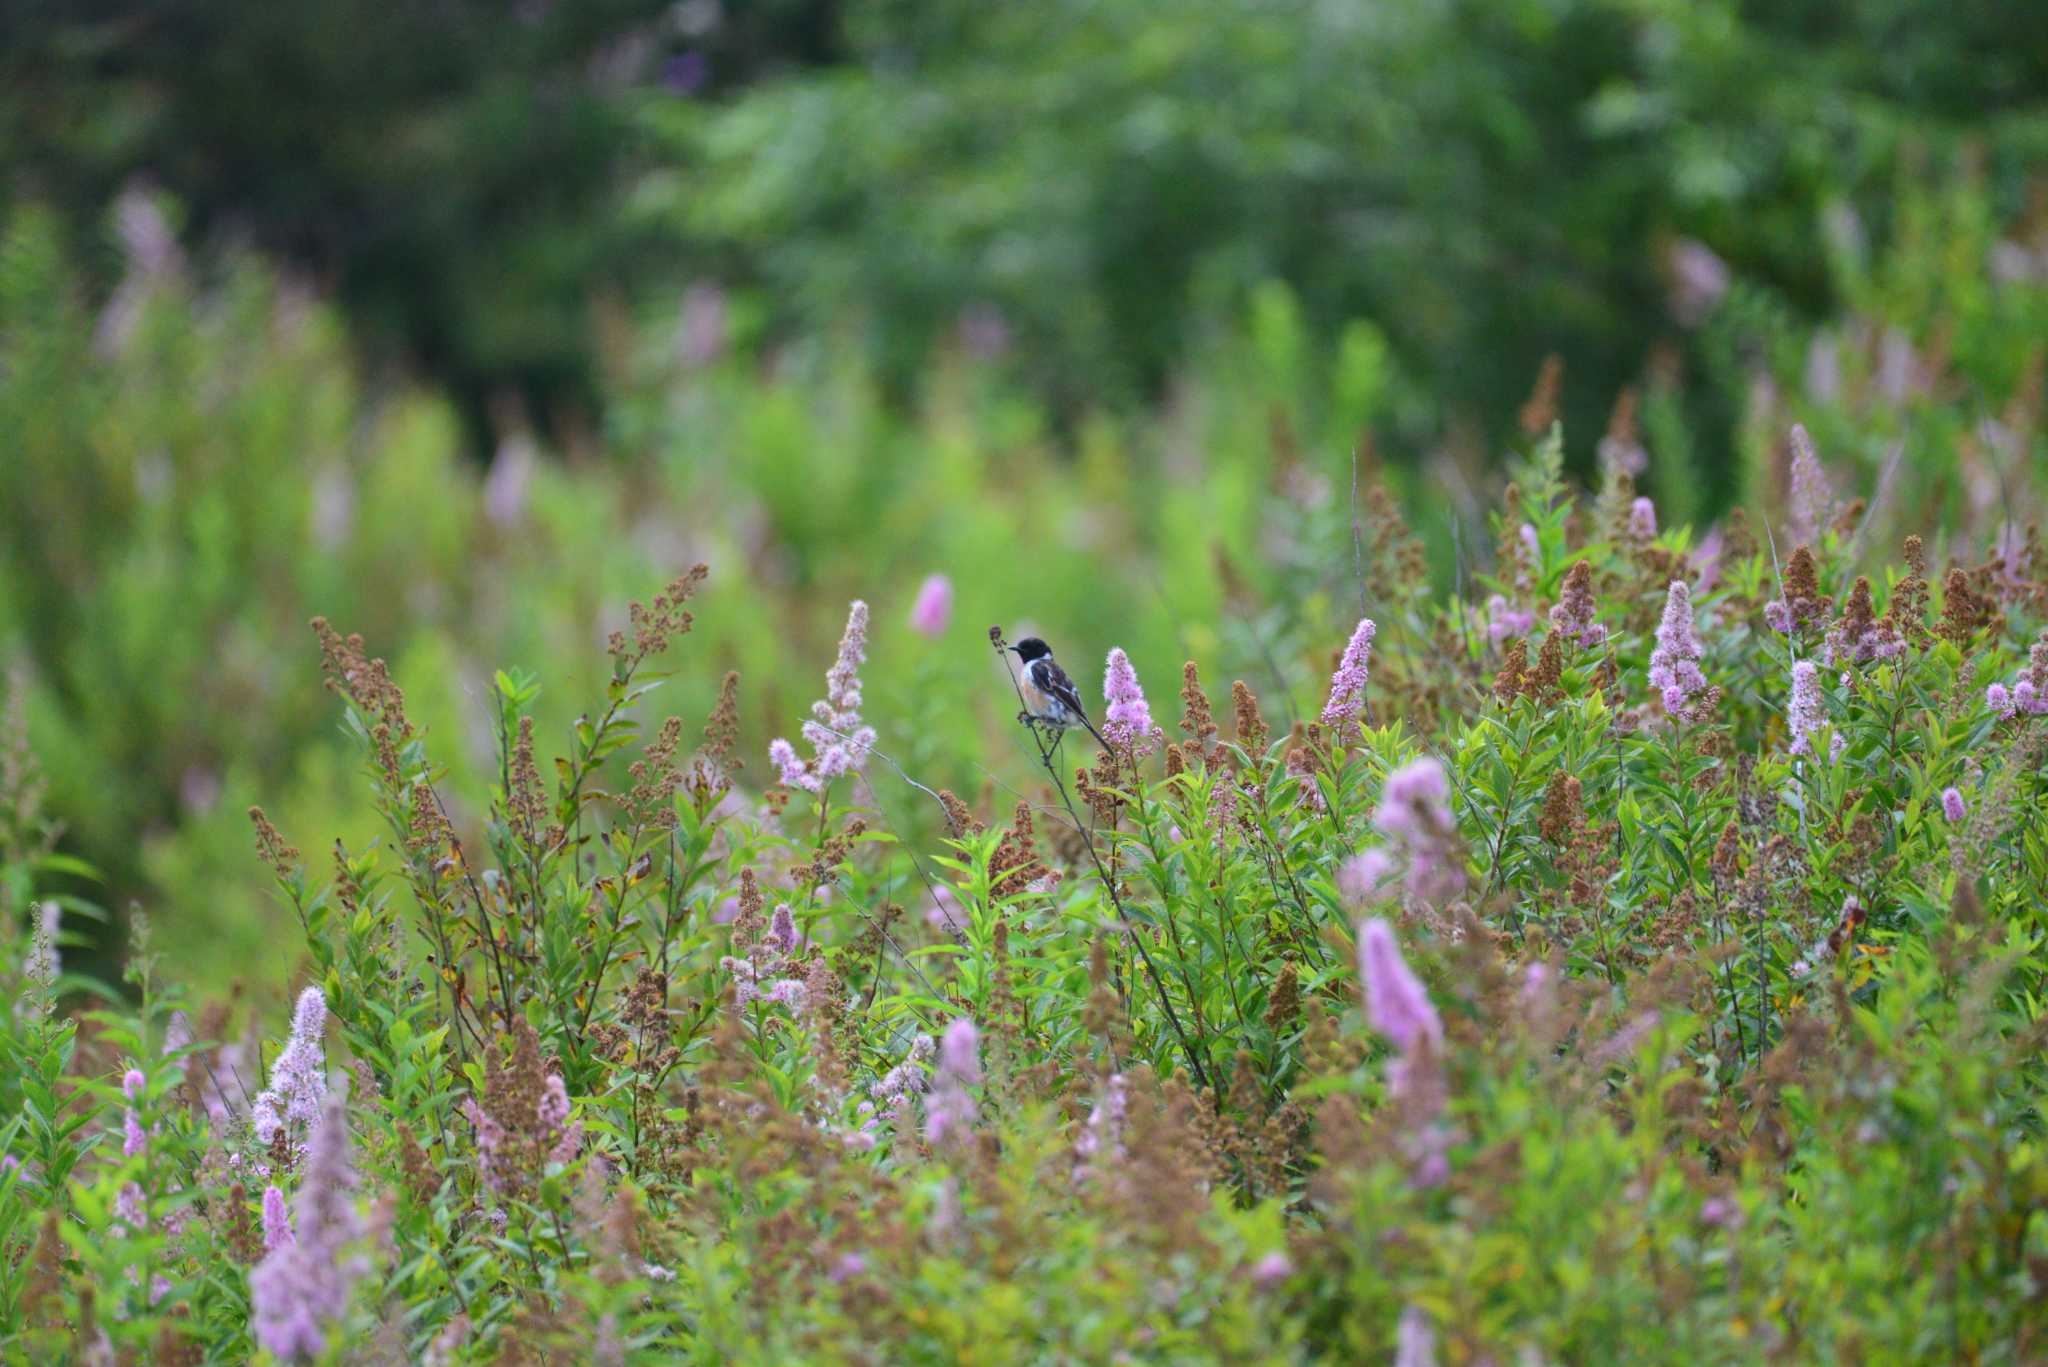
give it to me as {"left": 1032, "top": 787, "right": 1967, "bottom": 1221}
{"left": 1101, "top": 647, "right": 1161, "bottom": 754}
{"left": 1648, "top": 581, "right": 1712, "bottom": 718}
{"left": 1320, "top": 618, "right": 1378, "bottom": 737}
{"left": 249, "top": 1091, "right": 366, "bottom": 1360}
{"left": 924, "top": 1018, "right": 982, "bottom": 1146}
{"left": 252, "top": 987, "right": 329, "bottom": 1150}
{"left": 1357, "top": 918, "right": 1441, "bottom": 1053}
{"left": 1787, "top": 660, "right": 1827, "bottom": 758}
{"left": 909, "top": 574, "right": 953, "bottom": 638}
{"left": 775, "top": 601, "right": 878, "bottom": 791}
{"left": 938, "top": 1017, "right": 981, "bottom": 1085}
{"left": 1338, "top": 849, "right": 1396, "bottom": 904}
{"left": 262, "top": 1184, "right": 294, "bottom": 1251}
{"left": 1395, "top": 1305, "right": 1438, "bottom": 1367}
{"left": 1940, "top": 787, "right": 1966, "bottom": 823}
{"left": 1628, "top": 496, "right": 1657, "bottom": 540}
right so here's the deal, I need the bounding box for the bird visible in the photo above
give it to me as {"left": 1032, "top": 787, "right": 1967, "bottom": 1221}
{"left": 1009, "top": 637, "right": 1109, "bottom": 752}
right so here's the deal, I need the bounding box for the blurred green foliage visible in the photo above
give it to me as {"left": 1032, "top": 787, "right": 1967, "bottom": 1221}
{"left": 6, "top": 0, "right": 2044, "bottom": 463}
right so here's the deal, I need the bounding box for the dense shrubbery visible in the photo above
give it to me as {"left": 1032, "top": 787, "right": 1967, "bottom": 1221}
{"left": 4, "top": 166, "right": 2044, "bottom": 987}
{"left": 4, "top": 404, "right": 2047, "bottom": 1359}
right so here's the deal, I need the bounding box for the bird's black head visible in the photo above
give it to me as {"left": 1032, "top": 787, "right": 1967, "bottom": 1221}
{"left": 1010, "top": 637, "right": 1053, "bottom": 663}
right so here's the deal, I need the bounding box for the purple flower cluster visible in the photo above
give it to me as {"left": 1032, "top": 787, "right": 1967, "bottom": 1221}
{"left": 923, "top": 1017, "right": 981, "bottom": 1148}
{"left": 1548, "top": 563, "right": 1606, "bottom": 649}
{"left": 1786, "top": 423, "right": 1832, "bottom": 548}
{"left": 720, "top": 900, "right": 807, "bottom": 1008}
{"left": 1627, "top": 496, "right": 1658, "bottom": 541}
{"left": 1358, "top": 919, "right": 1442, "bottom": 1054}
{"left": 1396, "top": 1305, "right": 1439, "bottom": 1367}
{"left": 1357, "top": 919, "right": 1451, "bottom": 1188}
{"left": 1247, "top": 1250, "right": 1294, "bottom": 1290}
{"left": 771, "top": 600, "right": 878, "bottom": 792}
{"left": 1366, "top": 757, "right": 1466, "bottom": 905}
{"left": 1484, "top": 594, "right": 1534, "bottom": 645}
{"left": 1320, "top": 618, "right": 1378, "bottom": 739}
{"left": 1940, "top": 786, "right": 1967, "bottom": 823}
{"left": 1647, "top": 581, "right": 1712, "bottom": 718}
{"left": 1072, "top": 1072, "right": 1128, "bottom": 1185}
{"left": 262, "top": 1184, "right": 294, "bottom": 1251}
{"left": 1985, "top": 635, "right": 2048, "bottom": 717}
{"left": 861, "top": 1033, "right": 936, "bottom": 1141}
{"left": 252, "top": 987, "right": 328, "bottom": 1150}
{"left": 924, "top": 885, "right": 967, "bottom": 934}
{"left": 1100, "top": 647, "right": 1163, "bottom": 755}
{"left": 122, "top": 1067, "right": 148, "bottom": 1158}
{"left": 466, "top": 1070, "right": 582, "bottom": 1196}
{"left": 1337, "top": 848, "right": 1396, "bottom": 905}
{"left": 908, "top": 574, "right": 953, "bottom": 638}
{"left": 1786, "top": 661, "right": 1841, "bottom": 761}
{"left": 249, "top": 1092, "right": 368, "bottom": 1361}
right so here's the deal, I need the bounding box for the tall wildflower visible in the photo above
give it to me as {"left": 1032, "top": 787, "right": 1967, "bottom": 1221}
{"left": 1369, "top": 758, "right": 1466, "bottom": 905}
{"left": 1786, "top": 660, "right": 1840, "bottom": 761}
{"left": 1071, "top": 1072, "right": 1129, "bottom": 1185}
{"left": 111, "top": 1064, "right": 174, "bottom": 1307}
{"left": 248, "top": 1093, "right": 367, "bottom": 1361}
{"left": 1548, "top": 562, "right": 1605, "bottom": 648}
{"left": 923, "top": 1017, "right": 981, "bottom": 1148}
{"left": 1320, "top": 618, "right": 1378, "bottom": 739}
{"left": 262, "top": 1185, "right": 294, "bottom": 1251}
{"left": 1357, "top": 919, "right": 1441, "bottom": 1053}
{"left": 122, "top": 1068, "right": 148, "bottom": 1158}
{"left": 1786, "top": 423, "right": 1833, "bottom": 547}
{"left": 464, "top": 1021, "right": 584, "bottom": 1196}
{"left": 252, "top": 987, "right": 329, "bottom": 1150}
{"left": 1357, "top": 919, "right": 1451, "bottom": 1187}
{"left": 17, "top": 901, "right": 60, "bottom": 1020}
{"left": 1820, "top": 577, "right": 1903, "bottom": 669}
{"left": 719, "top": 883, "right": 808, "bottom": 1008}
{"left": 24, "top": 899, "right": 59, "bottom": 982}
{"left": 1100, "top": 648, "right": 1163, "bottom": 755}
{"left": 909, "top": 575, "right": 953, "bottom": 639}
{"left": 1647, "top": 581, "right": 1716, "bottom": 720}
{"left": 866, "top": 1033, "right": 935, "bottom": 1137}
{"left": 1627, "top": 496, "right": 1658, "bottom": 541}
{"left": 1484, "top": 594, "right": 1533, "bottom": 645}
{"left": 771, "top": 601, "right": 877, "bottom": 792}
{"left": 1395, "top": 1306, "right": 1439, "bottom": 1367}
{"left": 1337, "top": 848, "right": 1396, "bottom": 905}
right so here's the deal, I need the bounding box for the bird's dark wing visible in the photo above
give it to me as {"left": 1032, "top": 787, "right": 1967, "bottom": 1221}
{"left": 1035, "top": 658, "right": 1091, "bottom": 722}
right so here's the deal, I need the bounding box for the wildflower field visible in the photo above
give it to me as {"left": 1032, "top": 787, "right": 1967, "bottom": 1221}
{"left": 6, "top": 126, "right": 2048, "bottom": 1367}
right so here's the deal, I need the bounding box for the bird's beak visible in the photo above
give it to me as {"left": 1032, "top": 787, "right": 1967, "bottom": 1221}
{"left": 1007, "top": 645, "right": 1023, "bottom": 655}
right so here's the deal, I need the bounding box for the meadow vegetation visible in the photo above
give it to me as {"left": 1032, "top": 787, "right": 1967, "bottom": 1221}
{"left": 2, "top": 135, "right": 2047, "bottom": 1366}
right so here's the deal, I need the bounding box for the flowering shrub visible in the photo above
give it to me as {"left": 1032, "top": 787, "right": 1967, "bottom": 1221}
{"left": 2, "top": 389, "right": 2046, "bottom": 1364}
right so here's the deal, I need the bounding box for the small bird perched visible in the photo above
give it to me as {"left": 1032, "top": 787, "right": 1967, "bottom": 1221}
{"left": 1009, "top": 637, "right": 1109, "bottom": 752}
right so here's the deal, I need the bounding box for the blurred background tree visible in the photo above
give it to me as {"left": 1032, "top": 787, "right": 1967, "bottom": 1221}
{"left": 0, "top": 0, "right": 838, "bottom": 443}
{"left": 7, "top": 0, "right": 2044, "bottom": 468}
